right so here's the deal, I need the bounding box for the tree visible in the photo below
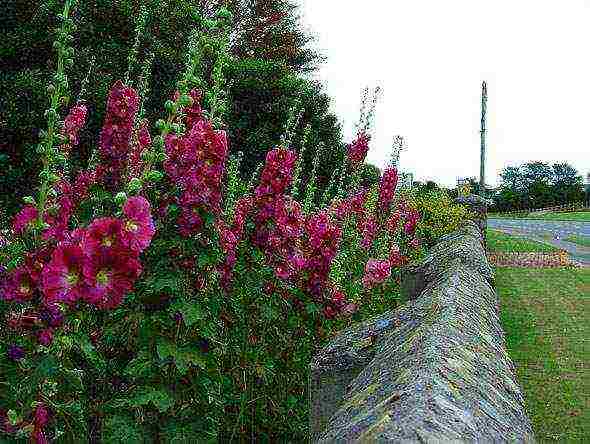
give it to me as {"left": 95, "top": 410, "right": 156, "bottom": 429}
{"left": 0, "top": 0, "right": 339, "bottom": 219}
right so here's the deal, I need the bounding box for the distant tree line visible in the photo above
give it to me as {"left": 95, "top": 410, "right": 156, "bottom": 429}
{"left": 492, "top": 161, "right": 588, "bottom": 212}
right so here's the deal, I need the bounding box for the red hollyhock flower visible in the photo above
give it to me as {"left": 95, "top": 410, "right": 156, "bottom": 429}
{"left": 121, "top": 196, "right": 155, "bottom": 253}
{"left": 82, "top": 217, "right": 124, "bottom": 255}
{"left": 41, "top": 243, "right": 90, "bottom": 304}
{"left": 12, "top": 205, "right": 38, "bottom": 235}
{"left": 387, "top": 210, "right": 402, "bottom": 233}
{"left": 403, "top": 208, "right": 420, "bottom": 235}
{"left": 83, "top": 248, "right": 142, "bottom": 309}
{"left": 2, "top": 267, "right": 35, "bottom": 302}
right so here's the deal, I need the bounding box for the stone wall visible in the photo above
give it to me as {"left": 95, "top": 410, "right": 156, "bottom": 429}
{"left": 308, "top": 216, "right": 535, "bottom": 443}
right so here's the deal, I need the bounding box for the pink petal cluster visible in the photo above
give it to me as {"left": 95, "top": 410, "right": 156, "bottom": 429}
{"left": 378, "top": 167, "right": 398, "bottom": 213}
{"left": 323, "top": 287, "right": 358, "bottom": 319}
{"left": 255, "top": 148, "right": 297, "bottom": 198}
{"left": 12, "top": 205, "right": 38, "bottom": 235}
{"left": 172, "top": 89, "right": 203, "bottom": 133}
{"left": 362, "top": 258, "right": 392, "bottom": 289}
{"left": 347, "top": 131, "right": 370, "bottom": 165}
{"left": 60, "top": 103, "right": 87, "bottom": 152}
{"left": 98, "top": 80, "right": 140, "bottom": 189}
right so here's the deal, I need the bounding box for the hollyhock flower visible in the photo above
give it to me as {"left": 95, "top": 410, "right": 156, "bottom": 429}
{"left": 61, "top": 103, "right": 87, "bottom": 152}
{"left": 177, "top": 206, "right": 203, "bottom": 238}
{"left": 128, "top": 119, "right": 151, "bottom": 178}
{"left": 232, "top": 196, "right": 253, "bottom": 233}
{"left": 12, "top": 205, "right": 38, "bottom": 235}
{"left": 387, "top": 210, "right": 402, "bottom": 233}
{"left": 408, "top": 236, "right": 421, "bottom": 250}
{"left": 37, "top": 328, "right": 54, "bottom": 346}
{"left": 172, "top": 89, "right": 203, "bottom": 132}
{"left": 2, "top": 267, "right": 35, "bottom": 302}
{"left": 23, "top": 246, "right": 53, "bottom": 285}
{"left": 7, "top": 344, "right": 25, "bottom": 361}
{"left": 83, "top": 248, "right": 142, "bottom": 309}
{"left": 98, "top": 80, "right": 140, "bottom": 189}
{"left": 362, "top": 259, "right": 391, "bottom": 289}
{"left": 42, "top": 243, "right": 90, "bottom": 304}
{"left": 360, "top": 216, "right": 378, "bottom": 249}
{"left": 82, "top": 217, "right": 124, "bottom": 255}
{"left": 347, "top": 131, "right": 370, "bottom": 165}
{"left": 255, "top": 148, "right": 297, "bottom": 198}
{"left": 42, "top": 195, "right": 74, "bottom": 242}
{"left": 389, "top": 244, "right": 404, "bottom": 267}
{"left": 350, "top": 188, "right": 369, "bottom": 215}
{"left": 403, "top": 209, "right": 420, "bottom": 236}
{"left": 378, "top": 167, "right": 398, "bottom": 213}
{"left": 121, "top": 196, "right": 155, "bottom": 253}
{"left": 323, "top": 305, "right": 337, "bottom": 319}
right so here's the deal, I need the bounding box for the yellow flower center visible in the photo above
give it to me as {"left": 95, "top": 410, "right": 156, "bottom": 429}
{"left": 102, "top": 236, "right": 113, "bottom": 247}
{"left": 125, "top": 221, "right": 139, "bottom": 232}
{"left": 96, "top": 269, "right": 110, "bottom": 286}
{"left": 66, "top": 272, "right": 79, "bottom": 286}
{"left": 19, "top": 284, "right": 31, "bottom": 294}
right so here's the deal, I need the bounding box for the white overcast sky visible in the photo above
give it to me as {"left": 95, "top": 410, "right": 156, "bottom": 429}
{"left": 299, "top": 0, "right": 590, "bottom": 187}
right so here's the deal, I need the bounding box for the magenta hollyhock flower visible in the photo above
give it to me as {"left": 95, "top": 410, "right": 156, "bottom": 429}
{"left": 378, "top": 167, "right": 398, "bottom": 213}
{"left": 41, "top": 243, "right": 90, "bottom": 304}
{"left": 37, "top": 328, "right": 54, "bottom": 346}
{"left": 83, "top": 248, "right": 142, "bottom": 309}
{"left": 347, "top": 131, "right": 370, "bottom": 165}
{"left": 323, "top": 305, "right": 337, "bottom": 319}
{"left": 82, "top": 217, "right": 124, "bottom": 255}
{"left": 255, "top": 148, "right": 297, "bottom": 198}
{"left": 12, "top": 205, "right": 38, "bottom": 235}
{"left": 39, "top": 303, "right": 65, "bottom": 328}
{"left": 2, "top": 267, "right": 35, "bottom": 302}
{"left": 128, "top": 119, "right": 151, "bottom": 178}
{"left": 61, "top": 103, "right": 87, "bottom": 152}
{"left": 172, "top": 88, "right": 203, "bottom": 132}
{"left": 121, "top": 196, "right": 155, "bottom": 253}
{"left": 389, "top": 244, "right": 404, "bottom": 267}
{"left": 362, "top": 259, "right": 391, "bottom": 289}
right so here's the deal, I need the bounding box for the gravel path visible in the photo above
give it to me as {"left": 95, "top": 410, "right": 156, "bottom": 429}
{"left": 488, "top": 218, "right": 590, "bottom": 265}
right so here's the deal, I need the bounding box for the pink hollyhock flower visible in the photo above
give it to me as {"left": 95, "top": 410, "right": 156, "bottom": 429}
{"left": 347, "top": 131, "right": 370, "bottom": 165}
{"left": 255, "top": 148, "right": 297, "bottom": 198}
{"left": 360, "top": 217, "right": 378, "bottom": 249}
{"left": 12, "top": 205, "right": 38, "bottom": 235}
{"left": 42, "top": 195, "right": 74, "bottom": 242}
{"left": 37, "top": 328, "right": 54, "bottom": 346}
{"left": 83, "top": 249, "right": 142, "bottom": 309}
{"left": 177, "top": 206, "right": 203, "bottom": 238}
{"left": 350, "top": 188, "right": 369, "bottom": 215}
{"left": 121, "top": 196, "right": 155, "bottom": 253}
{"left": 82, "top": 217, "right": 124, "bottom": 255}
{"left": 403, "top": 209, "right": 420, "bottom": 236}
{"left": 323, "top": 305, "right": 337, "bottom": 319}
{"left": 61, "top": 103, "right": 87, "bottom": 152}
{"left": 378, "top": 167, "right": 398, "bottom": 212}
{"left": 389, "top": 244, "right": 404, "bottom": 268}
{"left": 362, "top": 259, "right": 391, "bottom": 289}
{"left": 41, "top": 243, "right": 90, "bottom": 304}
{"left": 409, "top": 236, "right": 421, "bottom": 250}
{"left": 2, "top": 267, "right": 35, "bottom": 302}
{"left": 23, "top": 246, "right": 53, "bottom": 285}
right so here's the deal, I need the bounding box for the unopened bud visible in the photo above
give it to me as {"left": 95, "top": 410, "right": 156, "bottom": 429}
{"left": 128, "top": 178, "right": 142, "bottom": 193}
{"left": 115, "top": 191, "right": 127, "bottom": 205}
{"left": 147, "top": 171, "right": 163, "bottom": 182}
{"left": 155, "top": 119, "right": 166, "bottom": 131}
{"left": 164, "top": 100, "right": 176, "bottom": 113}
{"left": 23, "top": 196, "right": 35, "bottom": 205}
{"left": 47, "top": 84, "right": 56, "bottom": 95}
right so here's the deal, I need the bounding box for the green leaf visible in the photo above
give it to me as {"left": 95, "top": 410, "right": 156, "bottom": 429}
{"left": 129, "top": 387, "right": 175, "bottom": 413}
{"left": 169, "top": 300, "right": 204, "bottom": 327}
{"left": 124, "top": 351, "right": 153, "bottom": 378}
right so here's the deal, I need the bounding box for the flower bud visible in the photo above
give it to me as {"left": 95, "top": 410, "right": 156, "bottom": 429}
{"left": 164, "top": 100, "right": 176, "bottom": 113}
{"left": 23, "top": 196, "right": 35, "bottom": 205}
{"left": 179, "top": 94, "right": 191, "bottom": 107}
{"left": 147, "top": 171, "right": 164, "bottom": 182}
{"left": 47, "top": 84, "right": 56, "bottom": 95}
{"left": 203, "top": 19, "right": 217, "bottom": 30}
{"left": 216, "top": 7, "right": 233, "bottom": 22}
{"left": 114, "top": 191, "right": 127, "bottom": 205}
{"left": 65, "top": 58, "right": 74, "bottom": 68}
{"left": 156, "top": 152, "right": 167, "bottom": 162}
{"left": 155, "top": 119, "right": 166, "bottom": 131}
{"left": 128, "top": 178, "right": 142, "bottom": 193}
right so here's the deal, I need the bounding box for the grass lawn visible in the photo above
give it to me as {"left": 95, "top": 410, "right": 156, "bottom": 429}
{"left": 563, "top": 234, "right": 590, "bottom": 248}
{"left": 496, "top": 267, "right": 590, "bottom": 442}
{"left": 486, "top": 229, "right": 560, "bottom": 253}
{"left": 489, "top": 211, "right": 590, "bottom": 222}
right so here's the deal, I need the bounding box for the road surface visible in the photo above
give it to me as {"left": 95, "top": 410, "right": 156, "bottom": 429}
{"left": 487, "top": 218, "right": 590, "bottom": 265}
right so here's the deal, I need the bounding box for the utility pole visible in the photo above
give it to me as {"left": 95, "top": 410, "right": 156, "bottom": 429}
{"left": 479, "top": 81, "right": 487, "bottom": 196}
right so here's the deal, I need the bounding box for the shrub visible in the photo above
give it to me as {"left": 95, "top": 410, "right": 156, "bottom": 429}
{"left": 410, "top": 188, "right": 474, "bottom": 247}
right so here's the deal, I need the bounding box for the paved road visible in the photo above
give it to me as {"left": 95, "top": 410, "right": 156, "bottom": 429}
{"left": 488, "top": 218, "right": 590, "bottom": 265}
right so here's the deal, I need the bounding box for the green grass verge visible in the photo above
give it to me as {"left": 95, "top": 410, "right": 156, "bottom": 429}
{"left": 489, "top": 211, "right": 590, "bottom": 222}
{"left": 563, "top": 234, "right": 590, "bottom": 248}
{"left": 496, "top": 267, "right": 590, "bottom": 442}
{"left": 486, "top": 229, "right": 560, "bottom": 253}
